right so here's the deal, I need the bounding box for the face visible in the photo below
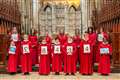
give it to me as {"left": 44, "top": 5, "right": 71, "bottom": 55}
{"left": 24, "top": 35, "right": 28, "bottom": 41}
{"left": 11, "top": 41, "right": 15, "bottom": 46}
{"left": 55, "top": 39, "right": 60, "bottom": 44}
{"left": 103, "top": 38, "right": 107, "bottom": 43}
{"left": 42, "top": 39, "right": 46, "bottom": 44}
{"left": 84, "top": 33, "right": 89, "bottom": 41}
{"left": 100, "top": 28, "right": 103, "bottom": 33}
{"left": 12, "top": 27, "right": 17, "bottom": 33}
{"left": 68, "top": 37, "right": 73, "bottom": 43}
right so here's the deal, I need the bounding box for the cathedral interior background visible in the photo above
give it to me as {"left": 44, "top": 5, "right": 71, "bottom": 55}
{"left": 0, "top": 0, "right": 120, "bottom": 76}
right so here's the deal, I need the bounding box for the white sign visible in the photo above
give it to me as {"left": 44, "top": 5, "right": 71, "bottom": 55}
{"left": 98, "top": 34, "right": 103, "bottom": 42}
{"left": 9, "top": 46, "right": 16, "bottom": 54}
{"left": 100, "top": 48, "right": 109, "bottom": 54}
{"left": 84, "top": 44, "right": 90, "bottom": 53}
{"left": 54, "top": 46, "right": 61, "bottom": 54}
{"left": 11, "top": 34, "right": 18, "bottom": 42}
{"left": 41, "top": 46, "right": 48, "bottom": 55}
{"left": 67, "top": 46, "right": 73, "bottom": 55}
{"left": 23, "top": 45, "right": 30, "bottom": 54}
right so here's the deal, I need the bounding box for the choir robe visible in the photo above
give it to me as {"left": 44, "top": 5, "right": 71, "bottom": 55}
{"left": 51, "top": 44, "right": 63, "bottom": 72}
{"left": 38, "top": 44, "right": 51, "bottom": 75}
{"left": 63, "top": 43, "right": 77, "bottom": 73}
{"left": 29, "top": 35, "right": 38, "bottom": 65}
{"left": 79, "top": 40, "right": 93, "bottom": 75}
{"left": 8, "top": 44, "right": 17, "bottom": 73}
{"left": 10, "top": 33, "right": 21, "bottom": 66}
{"left": 58, "top": 34, "right": 68, "bottom": 63}
{"left": 96, "top": 32, "right": 109, "bottom": 62}
{"left": 88, "top": 33, "right": 97, "bottom": 63}
{"left": 98, "top": 43, "right": 112, "bottom": 75}
{"left": 21, "top": 41, "right": 32, "bottom": 73}
{"left": 73, "top": 35, "right": 81, "bottom": 63}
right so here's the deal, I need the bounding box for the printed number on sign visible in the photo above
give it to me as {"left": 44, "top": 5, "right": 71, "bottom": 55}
{"left": 9, "top": 46, "right": 16, "bottom": 54}
{"left": 54, "top": 46, "right": 61, "bottom": 54}
{"left": 41, "top": 46, "right": 48, "bottom": 55}
{"left": 67, "top": 46, "right": 73, "bottom": 55}
{"left": 84, "top": 44, "right": 90, "bottom": 53}
{"left": 100, "top": 48, "right": 109, "bottom": 54}
{"left": 23, "top": 45, "right": 30, "bottom": 54}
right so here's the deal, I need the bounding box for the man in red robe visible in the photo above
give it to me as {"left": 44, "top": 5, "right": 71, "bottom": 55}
{"left": 79, "top": 32, "right": 93, "bottom": 75}
{"left": 29, "top": 29, "right": 38, "bottom": 66}
{"left": 10, "top": 27, "right": 21, "bottom": 67}
{"left": 63, "top": 36, "right": 77, "bottom": 75}
{"left": 51, "top": 38, "right": 63, "bottom": 75}
{"left": 96, "top": 28, "right": 109, "bottom": 62}
{"left": 8, "top": 41, "right": 17, "bottom": 74}
{"left": 21, "top": 34, "right": 32, "bottom": 75}
{"left": 98, "top": 37, "right": 112, "bottom": 75}
{"left": 38, "top": 37, "right": 51, "bottom": 75}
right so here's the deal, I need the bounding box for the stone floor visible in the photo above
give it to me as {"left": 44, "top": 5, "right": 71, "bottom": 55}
{"left": 0, "top": 72, "right": 120, "bottom": 80}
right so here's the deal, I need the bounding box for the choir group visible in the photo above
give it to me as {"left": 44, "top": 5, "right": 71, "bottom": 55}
{"left": 7, "top": 27, "right": 112, "bottom": 76}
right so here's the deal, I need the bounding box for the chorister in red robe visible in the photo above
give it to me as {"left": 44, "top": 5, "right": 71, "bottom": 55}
{"left": 79, "top": 33, "right": 93, "bottom": 75}
{"left": 96, "top": 29, "right": 109, "bottom": 62}
{"left": 51, "top": 38, "right": 63, "bottom": 74}
{"left": 63, "top": 36, "right": 77, "bottom": 75}
{"left": 29, "top": 35, "right": 38, "bottom": 65}
{"left": 73, "top": 34, "right": 81, "bottom": 65}
{"left": 45, "top": 33, "right": 52, "bottom": 45}
{"left": 21, "top": 35, "right": 32, "bottom": 74}
{"left": 8, "top": 41, "right": 17, "bottom": 73}
{"left": 10, "top": 27, "right": 21, "bottom": 66}
{"left": 38, "top": 38, "right": 51, "bottom": 75}
{"left": 98, "top": 37, "right": 112, "bottom": 75}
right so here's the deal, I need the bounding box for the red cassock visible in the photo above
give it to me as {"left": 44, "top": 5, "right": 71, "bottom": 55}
{"left": 58, "top": 34, "right": 68, "bottom": 45}
{"left": 79, "top": 40, "right": 93, "bottom": 75}
{"left": 98, "top": 43, "right": 112, "bottom": 75}
{"left": 29, "top": 35, "right": 38, "bottom": 65}
{"left": 21, "top": 41, "right": 32, "bottom": 73}
{"left": 10, "top": 33, "right": 21, "bottom": 66}
{"left": 88, "top": 33, "right": 97, "bottom": 63}
{"left": 38, "top": 44, "right": 51, "bottom": 75}
{"left": 96, "top": 32, "right": 109, "bottom": 62}
{"left": 51, "top": 44, "right": 63, "bottom": 72}
{"left": 8, "top": 44, "right": 17, "bottom": 73}
{"left": 63, "top": 43, "right": 77, "bottom": 73}
{"left": 73, "top": 35, "right": 81, "bottom": 63}
{"left": 45, "top": 35, "right": 52, "bottom": 44}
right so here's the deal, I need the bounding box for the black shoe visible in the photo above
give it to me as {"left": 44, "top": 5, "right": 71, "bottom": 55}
{"left": 24, "top": 72, "right": 30, "bottom": 75}
{"left": 65, "top": 73, "right": 69, "bottom": 75}
{"left": 10, "top": 72, "right": 16, "bottom": 75}
{"left": 71, "top": 73, "right": 75, "bottom": 75}
{"left": 55, "top": 72, "right": 59, "bottom": 75}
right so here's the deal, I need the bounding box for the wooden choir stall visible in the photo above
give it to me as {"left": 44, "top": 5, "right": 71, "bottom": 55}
{"left": 92, "top": 1, "right": 120, "bottom": 71}
{"left": 0, "top": 1, "right": 21, "bottom": 73}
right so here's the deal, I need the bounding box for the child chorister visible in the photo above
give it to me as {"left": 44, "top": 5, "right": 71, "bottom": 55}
{"left": 38, "top": 37, "right": 51, "bottom": 75}
{"left": 63, "top": 36, "right": 77, "bottom": 75}
{"left": 21, "top": 34, "right": 32, "bottom": 75}
{"left": 51, "top": 38, "right": 63, "bottom": 75}
{"left": 98, "top": 37, "right": 112, "bottom": 75}
{"left": 79, "top": 32, "right": 93, "bottom": 75}
{"left": 8, "top": 41, "right": 17, "bottom": 74}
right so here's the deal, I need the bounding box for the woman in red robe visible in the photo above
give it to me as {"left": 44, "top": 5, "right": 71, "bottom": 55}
{"left": 21, "top": 34, "right": 32, "bottom": 75}
{"left": 10, "top": 27, "right": 21, "bottom": 67}
{"left": 29, "top": 29, "right": 38, "bottom": 65}
{"left": 98, "top": 37, "right": 112, "bottom": 75}
{"left": 51, "top": 38, "right": 63, "bottom": 75}
{"left": 8, "top": 41, "right": 17, "bottom": 74}
{"left": 79, "top": 32, "right": 93, "bottom": 75}
{"left": 38, "top": 37, "right": 51, "bottom": 75}
{"left": 96, "top": 28, "right": 109, "bottom": 62}
{"left": 63, "top": 36, "right": 77, "bottom": 75}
